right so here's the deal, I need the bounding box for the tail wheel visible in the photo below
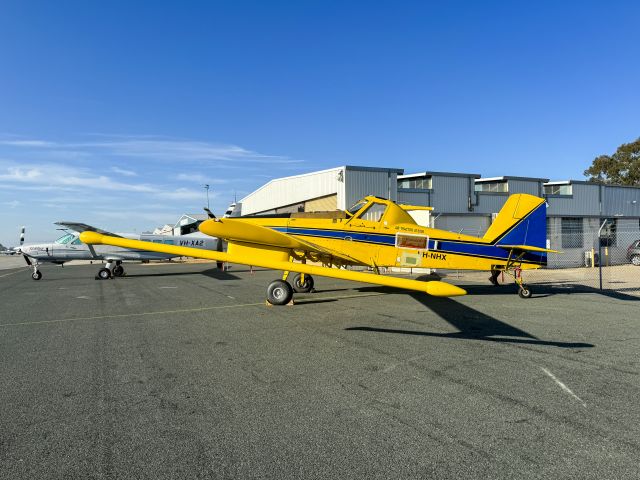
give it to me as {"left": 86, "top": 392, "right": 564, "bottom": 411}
{"left": 292, "top": 273, "right": 314, "bottom": 293}
{"left": 631, "top": 255, "right": 640, "bottom": 266}
{"left": 97, "top": 268, "right": 111, "bottom": 280}
{"left": 266, "top": 279, "right": 294, "bottom": 305}
{"left": 112, "top": 265, "right": 124, "bottom": 277}
{"left": 31, "top": 271, "right": 42, "bottom": 281}
{"left": 518, "top": 287, "right": 532, "bottom": 299}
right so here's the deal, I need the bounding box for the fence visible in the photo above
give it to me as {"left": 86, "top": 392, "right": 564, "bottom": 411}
{"left": 450, "top": 219, "right": 640, "bottom": 296}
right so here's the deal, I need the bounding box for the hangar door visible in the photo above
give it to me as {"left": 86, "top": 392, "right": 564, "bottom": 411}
{"left": 305, "top": 194, "right": 337, "bottom": 212}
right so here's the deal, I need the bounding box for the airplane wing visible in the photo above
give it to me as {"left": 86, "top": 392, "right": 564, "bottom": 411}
{"left": 199, "top": 218, "right": 363, "bottom": 264}
{"left": 55, "top": 222, "right": 123, "bottom": 238}
{"left": 80, "top": 231, "right": 466, "bottom": 297}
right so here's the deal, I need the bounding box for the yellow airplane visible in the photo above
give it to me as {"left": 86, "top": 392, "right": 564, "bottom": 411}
{"left": 80, "top": 193, "right": 554, "bottom": 304}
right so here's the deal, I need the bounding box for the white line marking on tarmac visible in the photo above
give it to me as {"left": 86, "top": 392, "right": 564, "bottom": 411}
{"left": 0, "top": 269, "right": 22, "bottom": 278}
{"left": 0, "top": 292, "right": 387, "bottom": 328}
{"left": 159, "top": 286, "right": 178, "bottom": 289}
{"left": 76, "top": 296, "right": 91, "bottom": 299}
{"left": 541, "top": 367, "right": 587, "bottom": 407}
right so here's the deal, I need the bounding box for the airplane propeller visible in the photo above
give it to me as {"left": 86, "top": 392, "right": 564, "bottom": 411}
{"left": 204, "top": 207, "right": 217, "bottom": 219}
{"left": 204, "top": 207, "right": 225, "bottom": 269}
{"left": 18, "top": 226, "right": 32, "bottom": 266}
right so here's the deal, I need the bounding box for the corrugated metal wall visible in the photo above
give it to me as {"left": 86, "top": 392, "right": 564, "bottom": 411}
{"left": 344, "top": 168, "right": 398, "bottom": 209}
{"left": 603, "top": 186, "right": 640, "bottom": 217}
{"left": 241, "top": 168, "right": 342, "bottom": 215}
{"left": 431, "top": 176, "right": 473, "bottom": 213}
{"left": 473, "top": 180, "right": 542, "bottom": 215}
{"left": 508, "top": 179, "right": 542, "bottom": 196}
{"left": 547, "top": 183, "right": 600, "bottom": 217}
{"left": 398, "top": 190, "right": 430, "bottom": 205}
{"left": 475, "top": 194, "right": 509, "bottom": 215}
{"left": 435, "top": 215, "right": 491, "bottom": 236}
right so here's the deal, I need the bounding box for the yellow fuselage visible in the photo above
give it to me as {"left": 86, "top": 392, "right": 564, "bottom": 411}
{"left": 235, "top": 215, "right": 541, "bottom": 271}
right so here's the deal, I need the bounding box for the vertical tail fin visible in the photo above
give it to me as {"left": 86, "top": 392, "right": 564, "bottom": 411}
{"left": 483, "top": 194, "right": 547, "bottom": 249}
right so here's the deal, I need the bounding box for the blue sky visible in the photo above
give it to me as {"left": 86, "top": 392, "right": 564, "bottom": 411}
{"left": 1, "top": 0, "right": 639, "bottom": 246}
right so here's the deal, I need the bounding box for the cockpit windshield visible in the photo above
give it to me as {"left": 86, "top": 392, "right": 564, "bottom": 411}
{"left": 346, "top": 200, "right": 368, "bottom": 216}
{"left": 54, "top": 233, "right": 76, "bottom": 244}
{"left": 358, "top": 203, "right": 387, "bottom": 222}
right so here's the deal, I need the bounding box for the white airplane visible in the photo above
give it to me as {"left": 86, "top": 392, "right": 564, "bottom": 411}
{"left": 15, "top": 221, "right": 221, "bottom": 280}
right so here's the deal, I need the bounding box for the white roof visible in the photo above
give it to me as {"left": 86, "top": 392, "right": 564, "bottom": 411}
{"left": 240, "top": 166, "right": 343, "bottom": 203}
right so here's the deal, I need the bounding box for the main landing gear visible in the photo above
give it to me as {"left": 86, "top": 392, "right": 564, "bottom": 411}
{"left": 266, "top": 273, "right": 316, "bottom": 305}
{"left": 292, "top": 272, "right": 314, "bottom": 293}
{"left": 96, "top": 261, "right": 125, "bottom": 280}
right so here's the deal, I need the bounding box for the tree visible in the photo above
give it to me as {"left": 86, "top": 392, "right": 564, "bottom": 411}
{"left": 584, "top": 138, "right": 640, "bottom": 186}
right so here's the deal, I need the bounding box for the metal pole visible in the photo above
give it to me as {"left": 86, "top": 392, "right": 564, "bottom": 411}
{"left": 598, "top": 219, "right": 607, "bottom": 291}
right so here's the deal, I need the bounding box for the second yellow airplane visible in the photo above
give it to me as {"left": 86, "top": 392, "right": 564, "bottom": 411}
{"left": 80, "top": 193, "right": 554, "bottom": 304}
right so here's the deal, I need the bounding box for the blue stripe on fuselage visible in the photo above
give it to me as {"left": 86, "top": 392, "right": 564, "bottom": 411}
{"left": 270, "top": 225, "right": 546, "bottom": 264}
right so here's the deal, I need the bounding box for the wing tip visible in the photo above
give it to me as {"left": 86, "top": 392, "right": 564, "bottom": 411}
{"left": 425, "top": 281, "right": 467, "bottom": 297}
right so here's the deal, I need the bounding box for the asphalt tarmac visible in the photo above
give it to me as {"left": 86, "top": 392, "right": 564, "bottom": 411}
{"left": 1, "top": 262, "right": 638, "bottom": 479}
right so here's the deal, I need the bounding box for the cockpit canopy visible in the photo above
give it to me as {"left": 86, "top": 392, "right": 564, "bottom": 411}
{"left": 346, "top": 196, "right": 417, "bottom": 225}
{"left": 347, "top": 198, "right": 388, "bottom": 220}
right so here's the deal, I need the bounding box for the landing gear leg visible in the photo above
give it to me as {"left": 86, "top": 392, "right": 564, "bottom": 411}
{"left": 31, "top": 263, "right": 42, "bottom": 281}
{"left": 504, "top": 267, "right": 532, "bottom": 298}
{"left": 501, "top": 251, "right": 532, "bottom": 299}
{"left": 112, "top": 261, "right": 124, "bottom": 277}
{"left": 515, "top": 271, "right": 532, "bottom": 298}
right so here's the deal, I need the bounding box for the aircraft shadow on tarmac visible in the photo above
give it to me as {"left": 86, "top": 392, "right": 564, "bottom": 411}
{"left": 343, "top": 288, "right": 595, "bottom": 349}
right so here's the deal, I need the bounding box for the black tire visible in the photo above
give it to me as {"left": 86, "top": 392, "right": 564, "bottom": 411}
{"left": 266, "top": 279, "right": 294, "bottom": 305}
{"left": 31, "top": 271, "right": 42, "bottom": 281}
{"left": 292, "top": 273, "right": 314, "bottom": 293}
{"left": 112, "top": 265, "right": 124, "bottom": 277}
{"left": 631, "top": 255, "right": 640, "bottom": 266}
{"left": 518, "top": 287, "right": 532, "bottom": 299}
{"left": 97, "top": 268, "right": 111, "bottom": 280}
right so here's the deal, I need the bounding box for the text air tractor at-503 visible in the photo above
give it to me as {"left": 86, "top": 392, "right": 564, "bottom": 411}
{"left": 80, "top": 193, "right": 556, "bottom": 304}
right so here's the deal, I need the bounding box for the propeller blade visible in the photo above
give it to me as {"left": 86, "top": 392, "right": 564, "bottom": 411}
{"left": 204, "top": 207, "right": 217, "bottom": 219}
{"left": 20, "top": 226, "right": 25, "bottom": 246}
{"left": 23, "top": 254, "right": 32, "bottom": 266}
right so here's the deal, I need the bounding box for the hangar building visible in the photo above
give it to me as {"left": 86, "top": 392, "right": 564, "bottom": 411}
{"left": 238, "top": 166, "right": 640, "bottom": 268}
{"left": 238, "top": 166, "right": 403, "bottom": 216}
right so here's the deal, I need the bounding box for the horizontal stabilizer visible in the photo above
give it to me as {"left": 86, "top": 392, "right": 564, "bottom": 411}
{"left": 498, "top": 245, "right": 560, "bottom": 254}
